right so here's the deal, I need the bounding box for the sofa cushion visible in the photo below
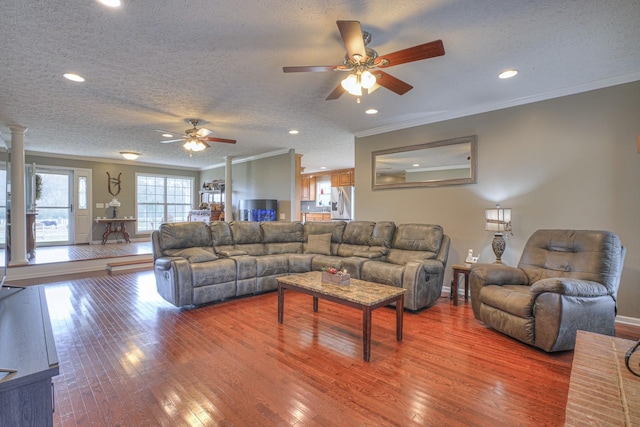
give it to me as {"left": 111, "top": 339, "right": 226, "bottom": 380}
{"left": 479, "top": 284, "right": 533, "bottom": 318}
{"left": 392, "top": 224, "right": 443, "bottom": 252}
{"left": 306, "top": 233, "right": 332, "bottom": 255}
{"left": 361, "top": 261, "right": 404, "bottom": 288}
{"left": 386, "top": 224, "right": 443, "bottom": 265}
{"left": 230, "top": 221, "right": 263, "bottom": 244}
{"left": 342, "top": 221, "right": 375, "bottom": 245}
{"left": 261, "top": 222, "right": 304, "bottom": 243}
{"left": 230, "top": 221, "right": 266, "bottom": 256}
{"left": 190, "top": 258, "right": 237, "bottom": 288}
{"left": 369, "top": 221, "right": 396, "bottom": 248}
{"left": 163, "top": 247, "right": 218, "bottom": 263}
{"left": 262, "top": 222, "right": 304, "bottom": 255}
{"left": 304, "top": 221, "right": 346, "bottom": 250}
{"left": 210, "top": 221, "right": 234, "bottom": 246}
{"left": 159, "top": 222, "right": 212, "bottom": 250}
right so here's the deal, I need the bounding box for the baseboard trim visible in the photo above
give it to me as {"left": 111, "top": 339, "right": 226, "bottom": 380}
{"left": 615, "top": 315, "right": 640, "bottom": 327}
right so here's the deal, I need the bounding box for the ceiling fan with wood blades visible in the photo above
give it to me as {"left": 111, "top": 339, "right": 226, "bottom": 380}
{"left": 156, "top": 119, "right": 236, "bottom": 155}
{"left": 283, "top": 20, "right": 445, "bottom": 101}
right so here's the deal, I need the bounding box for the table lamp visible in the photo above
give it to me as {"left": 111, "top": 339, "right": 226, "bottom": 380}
{"left": 109, "top": 198, "right": 121, "bottom": 219}
{"left": 485, "top": 204, "right": 512, "bottom": 263}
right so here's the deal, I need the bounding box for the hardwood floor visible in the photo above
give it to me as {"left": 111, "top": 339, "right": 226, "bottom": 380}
{"left": 36, "top": 270, "right": 639, "bottom": 426}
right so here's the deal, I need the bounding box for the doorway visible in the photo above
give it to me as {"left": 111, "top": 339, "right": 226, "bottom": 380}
{"left": 35, "top": 167, "right": 92, "bottom": 246}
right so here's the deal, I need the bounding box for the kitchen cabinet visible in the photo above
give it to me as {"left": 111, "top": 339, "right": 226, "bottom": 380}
{"left": 331, "top": 169, "right": 355, "bottom": 187}
{"left": 303, "top": 212, "right": 331, "bottom": 222}
{"left": 300, "top": 175, "right": 316, "bottom": 201}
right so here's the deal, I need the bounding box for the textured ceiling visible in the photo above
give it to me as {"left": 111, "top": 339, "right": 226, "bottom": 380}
{"left": 1, "top": 1, "right": 639, "bottom": 173}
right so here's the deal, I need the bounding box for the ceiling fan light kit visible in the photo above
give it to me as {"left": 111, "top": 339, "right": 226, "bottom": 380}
{"left": 156, "top": 118, "right": 236, "bottom": 156}
{"left": 283, "top": 20, "right": 445, "bottom": 101}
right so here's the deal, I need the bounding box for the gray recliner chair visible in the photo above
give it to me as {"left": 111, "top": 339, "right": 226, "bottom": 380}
{"left": 470, "top": 229, "right": 625, "bottom": 352}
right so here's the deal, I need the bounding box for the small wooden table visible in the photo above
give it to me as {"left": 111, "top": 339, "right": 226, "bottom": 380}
{"left": 277, "top": 271, "right": 406, "bottom": 362}
{"left": 451, "top": 263, "right": 471, "bottom": 305}
{"left": 95, "top": 218, "right": 136, "bottom": 244}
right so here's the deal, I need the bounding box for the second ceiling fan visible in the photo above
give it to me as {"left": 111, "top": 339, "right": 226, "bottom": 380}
{"left": 283, "top": 20, "right": 445, "bottom": 101}
{"left": 159, "top": 119, "right": 236, "bottom": 155}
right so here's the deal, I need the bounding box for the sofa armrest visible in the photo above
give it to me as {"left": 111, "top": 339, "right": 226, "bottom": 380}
{"left": 470, "top": 263, "right": 529, "bottom": 286}
{"left": 153, "top": 256, "right": 193, "bottom": 307}
{"left": 155, "top": 256, "right": 183, "bottom": 270}
{"left": 421, "top": 258, "right": 445, "bottom": 273}
{"left": 530, "top": 278, "right": 610, "bottom": 298}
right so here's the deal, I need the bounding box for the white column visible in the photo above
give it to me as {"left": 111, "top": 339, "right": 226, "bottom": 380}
{"left": 224, "top": 156, "right": 233, "bottom": 221}
{"left": 9, "top": 125, "right": 29, "bottom": 266}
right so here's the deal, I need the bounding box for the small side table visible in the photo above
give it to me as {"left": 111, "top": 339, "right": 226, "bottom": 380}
{"left": 95, "top": 218, "right": 136, "bottom": 244}
{"left": 451, "top": 263, "right": 471, "bottom": 305}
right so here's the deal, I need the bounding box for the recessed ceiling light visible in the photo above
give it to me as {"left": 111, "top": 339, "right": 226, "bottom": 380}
{"left": 162, "top": 133, "right": 173, "bottom": 138}
{"left": 320, "top": 166, "right": 326, "bottom": 170}
{"left": 289, "top": 130, "right": 299, "bottom": 135}
{"left": 97, "top": 0, "right": 121, "bottom": 7}
{"left": 413, "top": 164, "right": 420, "bottom": 167}
{"left": 365, "top": 108, "right": 378, "bottom": 115}
{"left": 498, "top": 69, "right": 518, "bottom": 79}
{"left": 63, "top": 73, "right": 85, "bottom": 82}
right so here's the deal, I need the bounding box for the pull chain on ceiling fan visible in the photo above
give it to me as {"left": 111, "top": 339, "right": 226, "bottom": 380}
{"left": 283, "top": 20, "right": 445, "bottom": 102}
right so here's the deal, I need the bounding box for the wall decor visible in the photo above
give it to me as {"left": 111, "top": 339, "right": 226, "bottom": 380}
{"left": 372, "top": 135, "right": 477, "bottom": 189}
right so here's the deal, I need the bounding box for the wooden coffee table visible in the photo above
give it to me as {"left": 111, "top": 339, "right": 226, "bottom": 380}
{"left": 277, "top": 271, "right": 406, "bottom": 361}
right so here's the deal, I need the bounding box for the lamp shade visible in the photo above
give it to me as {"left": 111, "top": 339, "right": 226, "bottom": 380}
{"left": 485, "top": 205, "right": 512, "bottom": 233}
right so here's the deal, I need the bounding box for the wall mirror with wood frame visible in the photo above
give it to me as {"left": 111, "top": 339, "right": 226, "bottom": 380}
{"left": 372, "top": 135, "right": 477, "bottom": 189}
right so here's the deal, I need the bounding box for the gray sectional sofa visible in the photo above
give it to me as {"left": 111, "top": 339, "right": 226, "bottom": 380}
{"left": 151, "top": 220, "right": 450, "bottom": 311}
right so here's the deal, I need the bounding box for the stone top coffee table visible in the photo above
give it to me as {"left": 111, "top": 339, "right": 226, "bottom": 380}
{"left": 277, "top": 271, "right": 406, "bottom": 361}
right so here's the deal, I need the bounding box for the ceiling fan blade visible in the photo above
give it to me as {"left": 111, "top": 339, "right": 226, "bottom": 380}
{"left": 283, "top": 65, "right": 341, "bottom": 73}
{"left": 160, "top": 138, "right": 184, "bottom": 144}
{"left": 375, "top": 71, "right": 413, "bottom": 95}
{"left": 202, "top": 136, "right": 236, "bottom": 144}
{"left": 196, "top": 128, "right": 212, "bottom": 137}
{"left": 337, "top": 20, "right": 366, "bottom": 62}
{"left": 325, "top": 83, "right": 345, "bottom": 100}
{"left": 376, "top": 40, "right": 445, "bottom": 68}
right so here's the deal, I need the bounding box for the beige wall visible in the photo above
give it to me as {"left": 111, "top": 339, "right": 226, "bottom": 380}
{"left": 355, "top": 81, "right": 640, "bottom": 319}
{"left": 26, "top": 155, "right": 200, "bottom": 242}
{"left": 200, "top": 151, "right": 295, "bottom": 221}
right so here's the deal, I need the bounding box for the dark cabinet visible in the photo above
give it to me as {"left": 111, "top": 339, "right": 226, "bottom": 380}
{"left": 0, "top": 286, "right": 59, "bottom": 426}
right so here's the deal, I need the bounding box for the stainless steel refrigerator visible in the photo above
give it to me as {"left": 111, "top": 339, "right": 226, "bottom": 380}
{"left": 330, "top": 186, "right": 354, "bottom": 220}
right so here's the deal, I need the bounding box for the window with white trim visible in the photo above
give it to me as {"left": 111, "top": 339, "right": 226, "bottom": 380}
{"left": 136, "top": 173, "right": 193, "bottom": 233}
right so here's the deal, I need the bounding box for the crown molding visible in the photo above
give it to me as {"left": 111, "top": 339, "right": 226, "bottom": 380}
{"left": 24, "top": 150, "right": 202, "bottom": 171}
{"left": 200, "top": 148, "right": 291, "bottom": 171}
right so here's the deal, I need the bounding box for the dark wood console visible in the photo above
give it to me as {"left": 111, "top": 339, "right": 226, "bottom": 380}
{"left": 0, "top": 286, "right": 59, "bottom": 426}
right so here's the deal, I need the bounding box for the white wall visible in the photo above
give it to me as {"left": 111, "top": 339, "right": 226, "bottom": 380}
{"left": 355, "top": 81, "right": 640, "bottom": 319}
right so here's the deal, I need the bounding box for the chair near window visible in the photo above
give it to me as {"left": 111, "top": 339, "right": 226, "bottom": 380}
{"left": 470, "top": 229, "right": 625, "bottom": 352}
